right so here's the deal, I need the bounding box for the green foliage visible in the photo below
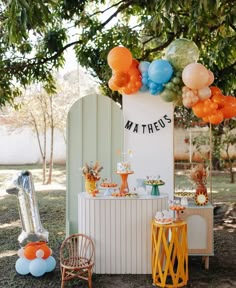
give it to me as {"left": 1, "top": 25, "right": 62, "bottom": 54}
{"left": 0, "top": 0, "right": 235, "bottom": 110}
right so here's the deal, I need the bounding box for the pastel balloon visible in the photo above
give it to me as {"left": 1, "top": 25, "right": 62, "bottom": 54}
{"left": 15, "top": 257, "right": 30, "bottom": 275}
{"left": 182, "top": 63, "right": 209, "bottom": 89}
{"left": 107, "top": 46, "right": 133, "bottom": 72}
{"left": 45, "top": 256, "right": 56, "bottom": 272}
{"left": 139, "top": 61, "right": 150, "bottom": 73}
{"left": 206, "top": 70, "right": 214, "bottom": 86}
{"left": 198, "top": 86, "right": 212, "bottom": 100}
{"left": 148, "top": 59, "right": 173, "bottom": 84}
{"left": 160, "top": 89, "right": 178, "bottom": 102}
{"left": 29, "top": 258, "right": 47, "bottom": 277}
{"left": 165, "top": 38, "right": 200, "bottom": 70}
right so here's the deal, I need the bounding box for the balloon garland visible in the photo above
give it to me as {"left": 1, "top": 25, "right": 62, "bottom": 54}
{"left": 107, "top": 38, "right": 236, "bottom": 125}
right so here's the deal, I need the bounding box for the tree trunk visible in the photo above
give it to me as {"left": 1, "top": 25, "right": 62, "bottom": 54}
{"left": 31, "top": 112, "right": 47, "bottom": 184}
{"left": 46, "top": 96, "right": 54, "bottom": 185}
{"left": 46, "top": 125, "right": 54, "bottom": 184}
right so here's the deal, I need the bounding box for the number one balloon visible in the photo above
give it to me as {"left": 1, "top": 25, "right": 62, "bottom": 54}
{"left": 6, "top": 170, "right": 49, "bottom": 246}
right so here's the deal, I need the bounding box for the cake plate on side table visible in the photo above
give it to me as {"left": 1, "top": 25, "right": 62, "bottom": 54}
{"left": 116, "top": 171, "right": 134, "bottom": 194}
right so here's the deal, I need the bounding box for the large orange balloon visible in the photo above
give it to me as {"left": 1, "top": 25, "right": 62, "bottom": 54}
{"left": 107, "top": 46, "right": 133, "bottom": 72}
{"left": 182, "top": 63, "right": 209, "bottom": 89}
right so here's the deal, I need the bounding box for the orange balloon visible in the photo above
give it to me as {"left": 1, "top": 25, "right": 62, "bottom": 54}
{"left": 220, "top": 104, "right": 236, "bottom": 118}
{"left": 112, "top": 71, "right": 129, "bottom": 87}
{"left": 211, "top": 94, "right": 225, "bottom": 108}
{"left": 208, "top": 111, "right": 224, "bottom": 124}
{"left": 108, "top": 78, "right": 119, "bottom": 91}
{"left": 210, "top": 86, "right": 222, "bottom": 96}
{"left": 202, "top": 116, "right": 210, "bottom": 122}
{"left": 40, "top": 245, "right": 51, "bottom": 259}
{"left": 192, "top": 102, "right": 206, "bottom": 118}
{"left": 107, "top": 46, "right": 133, "bottom": 72}
{"left": 24, "top": 245, "right": 37, "bottom": 260}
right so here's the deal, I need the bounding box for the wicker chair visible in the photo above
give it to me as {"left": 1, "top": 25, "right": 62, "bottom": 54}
{"left": 60, "top": 234, "right": 95, "bottom": 288}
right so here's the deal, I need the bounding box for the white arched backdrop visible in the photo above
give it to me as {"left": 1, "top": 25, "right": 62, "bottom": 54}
{"left": 66, "top": 92, "right": 174, "bottom": 235}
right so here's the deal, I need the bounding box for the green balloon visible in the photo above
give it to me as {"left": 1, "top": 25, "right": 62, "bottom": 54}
{"left": 160, "top": 89, "right": 178, "bottom": 102}
{"left": 165, "top": 38, "right": 200, "bottom": 71}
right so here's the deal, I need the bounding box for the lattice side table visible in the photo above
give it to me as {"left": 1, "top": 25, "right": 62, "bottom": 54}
{"left": 151, "top": 220, "right": 188, "bottom": 287}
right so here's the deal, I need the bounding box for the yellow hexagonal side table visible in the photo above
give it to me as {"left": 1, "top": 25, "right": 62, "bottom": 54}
{"left": 151, "top": 220, "right": 188, "bottom": 287}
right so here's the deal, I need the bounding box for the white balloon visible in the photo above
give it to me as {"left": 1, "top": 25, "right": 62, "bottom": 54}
{"left": 36, "top": 249, "right": 44, "bottom": 258}
{"left": 198, "top": 86, "right": 212, "bottom": 100}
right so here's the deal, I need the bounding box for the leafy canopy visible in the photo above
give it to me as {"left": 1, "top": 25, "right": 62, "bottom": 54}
{"left": 0, "top": 0, "right": 235, "bottom": 108}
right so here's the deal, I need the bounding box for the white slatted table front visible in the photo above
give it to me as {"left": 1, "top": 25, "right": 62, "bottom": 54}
{"left": 78, "top": 192, "right": 168, "bottom": 274}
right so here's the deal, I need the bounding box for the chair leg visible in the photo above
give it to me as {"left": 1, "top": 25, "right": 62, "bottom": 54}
{"left": 61, "top": 268, "right": 65, "bottom": 288}
{"left": 88, "top": 269, "right": 92, "bottom": 288}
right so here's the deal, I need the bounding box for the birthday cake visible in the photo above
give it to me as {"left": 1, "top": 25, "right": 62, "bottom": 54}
{"left": 117, "top": 161, "right": 132, "bottom": 173}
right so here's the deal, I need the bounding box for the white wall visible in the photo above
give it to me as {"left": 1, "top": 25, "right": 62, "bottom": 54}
{"left": 0, "top": 125, "right": 66, "bottom": 165}
{"left": 123, "top": 92, "right": 174, "bottom": 196}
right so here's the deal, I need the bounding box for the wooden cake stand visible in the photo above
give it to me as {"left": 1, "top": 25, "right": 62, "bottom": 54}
{"left": 116, "top": 171, "right": 134, "bottom": 194}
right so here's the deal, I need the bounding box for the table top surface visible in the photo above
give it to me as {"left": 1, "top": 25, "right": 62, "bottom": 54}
{"left": 152, "top": 219, "right": 187, "bottom": 228}
{"left": 78, "top": 192, "right": 169, "bottom": 200}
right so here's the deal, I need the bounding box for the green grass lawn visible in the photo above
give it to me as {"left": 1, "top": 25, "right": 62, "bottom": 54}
{"left": 0, "top": 165, "right": 235, "bottom": 287}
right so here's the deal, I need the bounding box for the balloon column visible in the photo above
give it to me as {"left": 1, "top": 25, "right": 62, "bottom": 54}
{"left": 107, "top": 39, "right": 236, "bottom": 124}
{"left": 6, "top": 171, "right": 56, "bottom": 277}
{"left": 15, "top": 242, "right": 56, "bottom": 277}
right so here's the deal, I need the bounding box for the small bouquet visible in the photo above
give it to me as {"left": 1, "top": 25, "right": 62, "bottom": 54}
{"left": 81, "top": 161, "right": 103, "bottom": 181}
{"left": 188, "top": 164, "right": 208, "bottom": 186}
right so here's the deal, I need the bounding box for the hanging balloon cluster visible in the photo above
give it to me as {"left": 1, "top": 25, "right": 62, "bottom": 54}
{"left": 6, "top": 171, "right": 56, "bottom": 277}
{"left": 107, "top": 39, "right": 236, "bottom": 125}
{"left": 107, "top": 46, "right": 142, "bottom": 95}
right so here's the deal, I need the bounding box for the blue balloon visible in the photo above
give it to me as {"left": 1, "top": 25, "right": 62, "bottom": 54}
{"left": 45, "top": 256, "right": 56, "bottom": 272}
{"left": 148, "top": 59, "right": 173, "bottom": 84}
{"left": 142, "top": 71, "right": 149, "bottom": 78}
{"left": 150, "top": 88, "right": 158, "bottom": 95}
{"left": 139, "top": 61, "right": 150, "bottom": 73}
{"left": 29, "top": 258, "right": 47, "bottom": 277}
{"left": 142, "top": 76, "right": 149, "bottom": 86}
{"left": 139, "top": 84, "right": 149, "bottom": 92}
{"left": 149, "top": 81, "right": 158, "bottom": 90}
{"left": 15, "top": 257, "right": 30, "bottom": 275}
{"left": 156, "top": 84, "right": 165, "bottom": 93}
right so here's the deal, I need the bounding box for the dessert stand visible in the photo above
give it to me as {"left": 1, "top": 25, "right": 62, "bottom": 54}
{"left": 116, "top": 171, "right": 134, "bottom": 194}
{"left": 99, "top": 185, "right": 117, "bottom": 196}
{"left": 146, "top": 182, "right": 164, "bottom": 196}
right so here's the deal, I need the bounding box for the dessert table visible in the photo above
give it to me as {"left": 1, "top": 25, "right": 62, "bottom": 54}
{"left": 78, "top": 192, "right": 168, "bottom": 274}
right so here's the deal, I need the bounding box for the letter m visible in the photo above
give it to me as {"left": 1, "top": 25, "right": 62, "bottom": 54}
{"left": 125, "top": 120, "right": 133, "bottom": 130}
